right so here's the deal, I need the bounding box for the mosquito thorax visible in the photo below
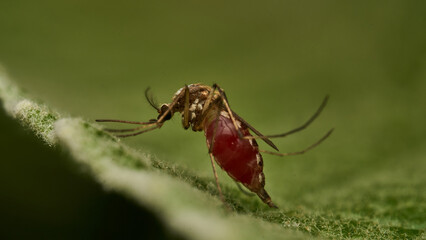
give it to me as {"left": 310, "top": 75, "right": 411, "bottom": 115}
{"left": 171, "top": 84, "right": 222, "bottom": 131}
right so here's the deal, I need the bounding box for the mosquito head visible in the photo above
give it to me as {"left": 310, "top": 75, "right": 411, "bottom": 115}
{"left": 157, "top": 103, "right": 173, "bottom": 122}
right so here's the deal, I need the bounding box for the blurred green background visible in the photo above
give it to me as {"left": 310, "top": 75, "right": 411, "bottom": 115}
{"left": 0, "top": 0, "right": 425, "bottom": 239}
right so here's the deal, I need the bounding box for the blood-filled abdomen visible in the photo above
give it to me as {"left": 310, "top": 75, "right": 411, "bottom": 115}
{"left": 204, "top": 112, "right": 277, "bottom": 208}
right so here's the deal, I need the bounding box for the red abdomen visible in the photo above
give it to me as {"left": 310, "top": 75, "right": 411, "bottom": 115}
{"left": 204, "top": 112, "right": 276, "bottom": 208}
{"left": 204, "top": 113, "right": 264, "bottom": 191}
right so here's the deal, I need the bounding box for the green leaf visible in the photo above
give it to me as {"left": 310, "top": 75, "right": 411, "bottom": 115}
{"left": 0, "top": 70, "right": 307, "bottom": 239}
{"left": 1, "top": 69, "right": 424, "bottom": 239}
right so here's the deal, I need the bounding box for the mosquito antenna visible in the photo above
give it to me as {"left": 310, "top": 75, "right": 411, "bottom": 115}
{"left": 145, "top": 87, "right": 159, "bottom": 111}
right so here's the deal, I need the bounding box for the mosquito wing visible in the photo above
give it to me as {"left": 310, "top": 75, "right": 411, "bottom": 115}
{"left": 232, "top": 111, "right": 279, "bottom": 151}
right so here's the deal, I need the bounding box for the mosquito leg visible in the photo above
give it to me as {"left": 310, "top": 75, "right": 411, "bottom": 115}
{"left": 245, "top": 95, "right": 330, "bottom": 140}
{"left": 191, "top": 83, "right": 219, "bottom": 131}
{"left": 260, "top": 128, "right": 334, "bottom": 156}
{"left": 235, "top": 182, "right": 255, "bottom": 197}
{"left": 96, "top": 86, "right": 183, "bottom": 137}
{"left": 208, "top": 152, "right": 228, "bottom": 207}
{"left": 116, "top": 124, "right": 160, "bottom": 138}
{"left": 97, "top": 86, "right": 181, "bottom": 134}
{"left": 104, "top": 126, "right": 146, "bottom": 133}
{"left": 95, "top": 119, "right": 154, "bottom": 125}
{"left": 96, "top": 120, "right": 159, "bottom": 137}
{"left": 182, "top": 85, "right": 190, "bottom": 129}
{"left": 192, "top": 84, "right": 219, "bottom": 131}
{"left": 96, "top": 118, "right": 157, "bottom": 133}
{"left": 208, "top": 108, "right": 221, "bottom": 153}
{"left": 193, "top": 103, "right": 213, "bottom": 131}
{"left": 205, "top": 104, "right": 232, "bottom": 210}
{"left": 213, "top": 84, "right": 243, "bottom": 138}
{"left": 202, "top": 84, "right": 218, "bottom": 116}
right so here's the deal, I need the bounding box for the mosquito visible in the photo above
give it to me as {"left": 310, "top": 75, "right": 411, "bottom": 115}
{"left": 96, "top": 83, "right": 333, "bottom": 208}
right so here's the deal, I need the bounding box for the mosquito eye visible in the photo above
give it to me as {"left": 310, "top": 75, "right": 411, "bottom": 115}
{"left": 157, "top": 112, "right": 172, "bottom": 121}
{"left": 160, "top": 105, "right": 169, "bottom": 114}
{"left": 158, "top": 104, "right": 172, "bottom": 121}
{"left": 163, "top": 112, "right": 172, "bottom": 120}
